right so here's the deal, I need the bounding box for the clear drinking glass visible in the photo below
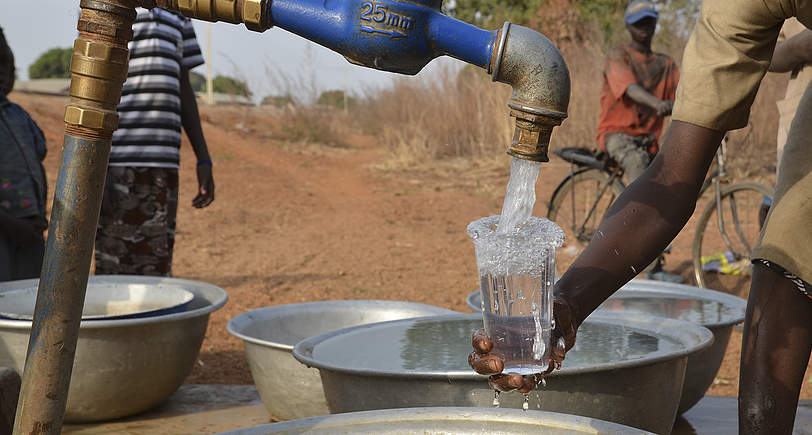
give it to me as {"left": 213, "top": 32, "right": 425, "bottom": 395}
{"left": 467, "top": 215, "right": 564, "bottom": 375}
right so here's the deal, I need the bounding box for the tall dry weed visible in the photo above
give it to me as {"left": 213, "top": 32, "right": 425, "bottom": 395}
{"left": 357, "top": 67, "right": 513, "bottom": 171}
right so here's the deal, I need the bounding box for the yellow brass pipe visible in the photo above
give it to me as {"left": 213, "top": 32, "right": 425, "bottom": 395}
{"left": 12, "top": 1, "right": 136, "bottom": 433}
{"left": 156, "top": 0, "right": 271, "bottom": 31}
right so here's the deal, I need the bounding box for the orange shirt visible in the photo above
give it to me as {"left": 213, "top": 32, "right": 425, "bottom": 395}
{"left": 596, "top": 43, "right": 680, "bottom": 153}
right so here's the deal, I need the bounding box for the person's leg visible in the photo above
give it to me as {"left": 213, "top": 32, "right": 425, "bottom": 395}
{"left": 739, "top": 262, "right": 812, "bottom": 435}
{"left": 605, "top": 133, "right": 650, "bottom": 184}
{"left": 135, "top": 167, "right": 176, "bottom": 277}
{"left": 0, "top": 232, "right": 13, "bottom": 282}
{"left": 94, "top": 167, "right": 132, "bottom": 275}
{"left": 11, "top": 228, "right": 44, "bottom": 280}
{"left": 164, "top": 168, "right": 178, "bottom": 277}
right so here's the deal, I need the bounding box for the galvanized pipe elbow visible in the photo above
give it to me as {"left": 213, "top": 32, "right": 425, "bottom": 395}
{"left": 490, "top": 23, "right": 570, "bottom": 162}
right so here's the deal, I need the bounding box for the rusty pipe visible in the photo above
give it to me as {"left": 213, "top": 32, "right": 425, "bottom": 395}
{"left": 12, "top": 1, "right": 136, "bottom": 434}
{"left": 490, "top": 22, "right": 570, "bottom": 162}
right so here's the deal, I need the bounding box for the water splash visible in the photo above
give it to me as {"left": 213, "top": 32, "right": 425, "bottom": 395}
{"left": 522, "top": 393, "right": 530, "bottom": 411}
{"left": 492, "top": 390, "right": 501, "bottom": 407}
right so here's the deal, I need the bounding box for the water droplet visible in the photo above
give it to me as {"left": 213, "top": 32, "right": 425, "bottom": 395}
{"left": 522, "top": 393, "right": 530, "bottom": 411}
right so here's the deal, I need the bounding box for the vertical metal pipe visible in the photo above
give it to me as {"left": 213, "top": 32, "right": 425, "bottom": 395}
{"left": 12, "top": 1, "right": 136, "bottom": 433}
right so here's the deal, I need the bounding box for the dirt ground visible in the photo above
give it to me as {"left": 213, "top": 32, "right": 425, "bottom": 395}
{"left": 13, "top": 91, "right": 810, "bottom": 399}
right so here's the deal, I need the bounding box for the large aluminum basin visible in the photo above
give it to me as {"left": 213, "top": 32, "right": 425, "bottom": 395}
{"left": 226, "top": 300, "right": 455, "bottom": 420}
{"left": 293, "top": 312, "right": 713, "bottom": 435}
{"left": 216, "top": 407, "right": 655, "bottom": 434}
{"left": 0, "top": 275, "right": 227, "bottom": 422}
{"left": 468, "top": 278, "right": 746, "bottom": 413}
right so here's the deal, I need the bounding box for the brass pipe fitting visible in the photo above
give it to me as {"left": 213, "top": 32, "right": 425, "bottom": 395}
{"left": 156, "top": 0, "right": 271, "bottom": 32}
{"left": 490, "top": 22, "right": 570, "bottom": 162}
{"left": 63, "top": 0, "right": 138, "bottom": 138}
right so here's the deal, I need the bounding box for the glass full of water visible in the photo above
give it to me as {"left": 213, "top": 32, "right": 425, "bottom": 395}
{"left": 467, "top": 215, "right": 564, "bottom": 375}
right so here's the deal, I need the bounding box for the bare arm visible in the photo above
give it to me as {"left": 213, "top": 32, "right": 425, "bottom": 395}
{"left": 179, "top": 67, "right": 215, "bottom": 208}
{"left": 769, "top": 29, "right": 812, "bottom": 73}
{"left": 556, "top": 121, "right": 723, "bottom": 326}
{"left": 626, "top": 83, "right": 673, "bottom": 116}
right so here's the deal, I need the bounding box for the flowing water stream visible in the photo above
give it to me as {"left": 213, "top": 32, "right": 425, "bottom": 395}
{"left": 498, "top": 158, "right": 542, "bottom": 234}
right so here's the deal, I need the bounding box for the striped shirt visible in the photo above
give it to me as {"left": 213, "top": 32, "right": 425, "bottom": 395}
{"left": 110, "top": 8, "right": 204, "bottom": 168}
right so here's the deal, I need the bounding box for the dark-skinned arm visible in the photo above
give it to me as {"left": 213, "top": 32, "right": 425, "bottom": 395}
{"left": 769, "top": 29, "right": 812, "bottom": 73}
{"left": 555, "top": 121, "right": 722, "bottom": 328}
{"left": 179, "top": 66, "right": 215, "bottom": 208}
{"left": 626, "top": 83, "right": 673, "bottom": 116}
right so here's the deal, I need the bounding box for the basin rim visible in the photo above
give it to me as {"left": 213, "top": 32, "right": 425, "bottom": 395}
{"left": 226, "top": 300, "right": 457, "bottom": 350}
{"left": 292, "top": 312, "right": 714, "bottom": 379}
{"left": 467, "top": 278, "right": 747, "bottom": 329}
{"left": 214, "top": 406, "right": 655, "bottom": 435}
{"left": 0, "top": 275, "right": 227, "bottom": 329}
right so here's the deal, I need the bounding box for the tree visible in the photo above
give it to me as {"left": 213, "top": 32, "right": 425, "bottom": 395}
{"left": 317, "top": 90, "right": 356, "bottom": 109}
{"left": 28, "top": 48, "right": 72, "bottom": 79}
{"left": 188, "top": 71, "right": 206, "bottom": 93}
{"left": 444, "top": 0, "right": 543, "bottom": 27}
{"left": 212, "top": 75, "right": 251, "bottom": 96}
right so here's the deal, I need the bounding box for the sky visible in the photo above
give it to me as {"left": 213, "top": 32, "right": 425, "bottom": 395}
{"left": 1, "top": 0, "right": 464, "bottom": 102}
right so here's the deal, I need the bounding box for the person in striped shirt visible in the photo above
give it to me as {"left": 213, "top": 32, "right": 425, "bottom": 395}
{"left": 94, "top": 7, "right": 215, "bottom": 276}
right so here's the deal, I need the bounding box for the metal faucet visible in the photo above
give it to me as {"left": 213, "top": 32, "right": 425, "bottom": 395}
{"left": 13, "top": 1, "right": 569, "bottom": 433}
{"left": 156, "top": 0, "right": 571, "bottom": 161}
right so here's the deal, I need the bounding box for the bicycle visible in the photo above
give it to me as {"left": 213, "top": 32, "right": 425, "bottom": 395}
{"left": 547, "top": 146, "right": 625, "bottom": 249}
{"left": 547, "top": 137, "right": 772, "bottom": 296}
{"left": 691, "top": 136, "right": 773, "bottom": 295}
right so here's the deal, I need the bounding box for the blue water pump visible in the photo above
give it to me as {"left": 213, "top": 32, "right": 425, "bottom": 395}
{"left": 158, "top": 0, "right": 570, "bottom": 161}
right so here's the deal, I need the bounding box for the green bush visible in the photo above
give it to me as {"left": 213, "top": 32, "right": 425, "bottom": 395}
{"left": 212, "top": 75, "right": 251, "bottom": 96}
{"left": 28, "top": 48, "right": 72, "bottom": 79}
{"left": 188, "top": 71, "right": 206, "bottom": 92}
{"left": 316, "top": 90, "right": 356, "bottom": 109}
{"left": 261, "top": 95, "right": 295, "bottom": 107}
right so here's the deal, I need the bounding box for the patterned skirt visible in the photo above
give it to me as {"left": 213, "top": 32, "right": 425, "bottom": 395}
{"left": 94, "top": 166, "right": 179, "bottom": 276}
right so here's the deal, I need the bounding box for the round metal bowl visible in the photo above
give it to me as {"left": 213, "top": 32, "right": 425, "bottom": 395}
{"left": 0, "top": 281, "right": 194, "bottom": 320}
{"left": 468, "top": 278, "right": 746, "bottom": 413}
{"left": 293, "top": 312, "right": 713, "bottom": 435}
{"left": 226, "top": 300, "right": 456, "bottom": 420}
{"left": 0, "top": 275, "right": 227, "bottom": 423}
{"left": 215, "top": 407, "right": 656, "bottom": 434}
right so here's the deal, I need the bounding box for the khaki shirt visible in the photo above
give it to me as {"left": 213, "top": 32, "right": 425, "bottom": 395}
{"left": 672, "top": 0, "right": 812, "bottom": 131}
{"left": 776, "top": 18, "right": 812, "bottom": 159}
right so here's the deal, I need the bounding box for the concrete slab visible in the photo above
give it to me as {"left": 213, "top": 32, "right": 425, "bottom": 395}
{"left": 63, "top": 385, "right": 270, "bottom": 435}
{"left": 674, "top": 396, "right": 812, "bottom": 435}
{"left": 62, "top": 385, "right": 812, "bottom": 434}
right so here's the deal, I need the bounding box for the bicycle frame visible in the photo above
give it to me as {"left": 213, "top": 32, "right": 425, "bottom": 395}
{"left": 558, "top": 164, "right": 624, "bottom": 243}
{"left": 708, "top": 137, "right": 755, "bottom": 259}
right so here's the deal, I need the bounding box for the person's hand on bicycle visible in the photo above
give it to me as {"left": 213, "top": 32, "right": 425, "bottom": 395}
{"left": 468, "top": 295, "right": 580, "bottom": 392}
{"left": 655, "top": 99, "right": 674, "bottom": 117}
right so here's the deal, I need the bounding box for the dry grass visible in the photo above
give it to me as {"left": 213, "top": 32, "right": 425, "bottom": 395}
{"left": 355, "top": 67, "right": 513, "bottom": 171}
{"left": 350, "top": 25, "right": 786, "bottom": 186}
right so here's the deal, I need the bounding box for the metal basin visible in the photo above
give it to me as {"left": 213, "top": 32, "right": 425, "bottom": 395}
{"left": 468, "top": 278, "right": 746, "bottom": 413}
{"left": 226, "top": 300, "right": 455, "bottom": 420}
{"left": 0, "top": 275, "right": 227, "bottom": 422}
{"left": 215, "top": 407, "right": 656, "bottom": 434}
{"left": 293, "top": 312, "right": 713, "bottom": 435}
{"left": 0, "top": 282, "right": 194, "bottom": 320}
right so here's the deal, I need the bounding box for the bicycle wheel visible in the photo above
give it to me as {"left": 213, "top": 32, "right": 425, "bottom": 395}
{"left": 692, "top": 181, "right": 773, "bottom": 295}
{"left": 548, "top": 168, "right": 625, "bottom": 248}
